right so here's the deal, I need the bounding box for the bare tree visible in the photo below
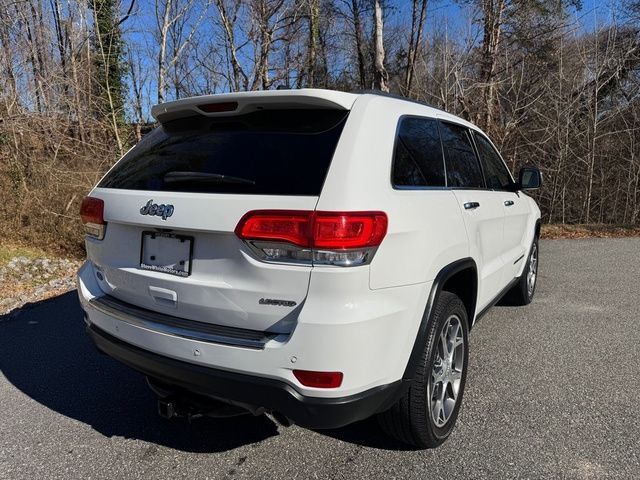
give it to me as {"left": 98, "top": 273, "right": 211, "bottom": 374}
{"left": 214, "top": 0, "right": 249, "bottom": 90}
{"left": 403, "top": 0, "right": 427, "bottom": 95}
{"left": 372, "top": 0, "right": 388, "bottom": 91}
{"left": 335, "top": 0, "right": 368, "bottom": 89}
{"left": 156, "top": 0, "right": 209, "bottom": 102}
{"left": 3, "top": 0, "right": 640, "bottom": 257}
{"left": 248, "top": 0, "right": 288, "bottom": 90}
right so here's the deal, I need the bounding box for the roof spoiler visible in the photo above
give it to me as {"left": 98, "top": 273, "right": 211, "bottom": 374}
{"left": 151, "top": 89, "right": 358, "bottom": 124}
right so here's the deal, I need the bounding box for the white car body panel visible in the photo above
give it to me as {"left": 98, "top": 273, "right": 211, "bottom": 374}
{"left": 451, "top": 189, "right": 506, "bottom": 311}
{"left": 85, "top": 188, "right": 318, "bottom": 333}
{"left": 78, "top": 89, "right": 541, "bottom": 403}
{"left": 78, "top": 260, "right": 432, "bottom": 398}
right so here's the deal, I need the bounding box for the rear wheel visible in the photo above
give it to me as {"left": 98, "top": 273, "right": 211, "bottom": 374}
{"left": 504, "top": 236, "right": 539, "bottom": 306}
{"left": 378, "top": 291, "right": 469, "bottom": 448}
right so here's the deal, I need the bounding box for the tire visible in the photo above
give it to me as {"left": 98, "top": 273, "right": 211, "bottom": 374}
{"left": 378, "top": 291, "right": 469, "bottom": 449}
{"left": 504, "top": 236, "right": 539, "bottom": 306}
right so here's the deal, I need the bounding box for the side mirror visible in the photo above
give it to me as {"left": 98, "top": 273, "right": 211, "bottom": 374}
{"left": 517, "top": 166, "right": 542, "bottom": 190}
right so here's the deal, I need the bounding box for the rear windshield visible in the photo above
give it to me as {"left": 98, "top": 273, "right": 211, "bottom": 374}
{"left": 98, "top": 109, "right": 349, "bottom": 196}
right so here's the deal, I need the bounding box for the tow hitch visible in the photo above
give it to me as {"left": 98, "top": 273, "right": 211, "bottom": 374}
{"left": 156, "top": 396, "right": 256, "bottom": 421}
{"left": 148, "top": 377, "right": 264, "bottom": 421}
{"left": 157, "top": 399, "right": 177, "bottom": 420}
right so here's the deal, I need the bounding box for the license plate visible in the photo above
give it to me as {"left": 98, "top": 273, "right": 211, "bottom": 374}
{"left": 140, "top": 232, "right": 193, "bottom": 277}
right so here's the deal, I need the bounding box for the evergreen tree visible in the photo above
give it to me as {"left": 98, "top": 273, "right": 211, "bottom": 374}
{"left": 89, "top": 0, "right": 126, "bottom": 127}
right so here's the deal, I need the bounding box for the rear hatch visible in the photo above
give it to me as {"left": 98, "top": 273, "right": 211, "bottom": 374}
{"left": 84, "top": 92, "right": 354, "bottom": 334}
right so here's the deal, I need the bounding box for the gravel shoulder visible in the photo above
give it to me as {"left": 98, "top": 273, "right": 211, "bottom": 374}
{"left": 0, "top": 245, "right": 80, "bottom": 315}
{"left": 0, "top": 238, "right": 639, "bottom": 479}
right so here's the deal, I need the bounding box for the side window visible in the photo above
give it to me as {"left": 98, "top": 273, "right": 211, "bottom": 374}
{"left": 473, "top": 132, "right": 513, "bottom": 190}
{"left": 392, "top": 117, "right": 445, "bottom": 187}
{"left": 439, "top": 122, "right": 484, "bottom": 189}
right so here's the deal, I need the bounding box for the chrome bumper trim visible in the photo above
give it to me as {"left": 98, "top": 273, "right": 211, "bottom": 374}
{"left": 88, "top": 295, "right": 272, "bottom": 350}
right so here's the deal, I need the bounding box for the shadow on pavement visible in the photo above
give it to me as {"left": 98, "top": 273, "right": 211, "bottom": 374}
{"left": 0, "top": 291, "right": 411, "bottom": 452}
{"left": 0, "top": 292, "right": 279, "bottom": 453}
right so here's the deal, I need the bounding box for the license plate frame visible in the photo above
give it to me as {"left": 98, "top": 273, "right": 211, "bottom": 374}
{"left": 139, "top": 231, "right": 194, "bottom": 277}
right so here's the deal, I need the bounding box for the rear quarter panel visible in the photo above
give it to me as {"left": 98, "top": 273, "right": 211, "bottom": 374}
{"left": 317, "top": 95, "right": 469, "bottom": 290}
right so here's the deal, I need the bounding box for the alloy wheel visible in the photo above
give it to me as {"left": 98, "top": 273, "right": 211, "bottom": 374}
{"left": 527, "top": 243, "right": 538, "bottom": 297}
{"left": 429, "top": 315, "right": 465, "bottom": 428}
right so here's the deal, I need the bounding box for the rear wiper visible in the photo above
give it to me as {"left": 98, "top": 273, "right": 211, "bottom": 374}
{"left": 163, "top": 171, "right": 255, "bottom": 186}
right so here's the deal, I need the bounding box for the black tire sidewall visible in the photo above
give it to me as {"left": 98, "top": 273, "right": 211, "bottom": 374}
{"left": 419, "top": 292, "right": 470, "bottom": 443}
{"left": 522, "top": 237, "right": 539, "bottom": 303}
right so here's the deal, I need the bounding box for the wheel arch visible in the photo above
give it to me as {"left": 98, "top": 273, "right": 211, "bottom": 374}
{"left": 402, "top": 258, "right": 477, "bottom": 381}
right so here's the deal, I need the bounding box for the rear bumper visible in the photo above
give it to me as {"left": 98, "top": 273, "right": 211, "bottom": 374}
{"left": 88, "top": 323, "right": 407, "bottom": 429}
{"left": 78, "top": 260, "right": 431, "bottom": 399}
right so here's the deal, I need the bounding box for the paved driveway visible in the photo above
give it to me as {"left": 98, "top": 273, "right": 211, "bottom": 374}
{"left": 1, "top": 239, "right": 639, "bottom": 479}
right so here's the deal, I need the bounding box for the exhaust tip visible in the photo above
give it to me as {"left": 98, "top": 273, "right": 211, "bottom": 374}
{"left": 270, "top": 411, "right": 294, "bottom": 427}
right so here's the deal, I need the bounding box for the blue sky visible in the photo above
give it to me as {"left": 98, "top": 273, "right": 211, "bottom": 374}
{"left": 121, "top": 0, "right": 620, "bottom": 120}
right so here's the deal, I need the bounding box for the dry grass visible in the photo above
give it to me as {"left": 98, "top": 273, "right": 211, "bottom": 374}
{"left": 0, "top": 243, "right": 48, "bottom": 265}
{"left": 0, "top": 243, "right": 80, "bottom": 310}
{"left": 541, "top": 224, "right": 640, "bottom": 239}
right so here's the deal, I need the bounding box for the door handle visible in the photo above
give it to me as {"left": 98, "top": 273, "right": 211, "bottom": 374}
{"left": 504, "top": 200, "right": 515, "bottom": 207}
{"left": 464, "top": 202, "right": 480, "bottom": 210}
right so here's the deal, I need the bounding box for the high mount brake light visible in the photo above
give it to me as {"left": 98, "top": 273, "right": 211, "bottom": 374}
{"left": 235, "top": 210, "right": 387, "bottom": 266}
{"left": 197, "top": 101, "right": 238, "bottom": 113}
{"left": 80, "top": 196, "right": 106, "bottom": 240}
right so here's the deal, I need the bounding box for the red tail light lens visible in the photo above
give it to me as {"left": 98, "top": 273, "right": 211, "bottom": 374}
{"left": 235, "top": 210, "right": 387, "bottom": 266}
{"left": 80, "top": 196, "right": 106, "bottom": 239}
{"left": 235, "top": 210, "right": 313, "bottom": 247}
{"left": 235, "top": 211, "right": 387, "bottom": 249}
{"left": 80, "top": 196, "right": 104, "bottom": 224}
{"left": 313, "top": 212, "right": 387, "bottom": 249}
{"left": 293, "top": 370, "right": 343, "bottom": 388}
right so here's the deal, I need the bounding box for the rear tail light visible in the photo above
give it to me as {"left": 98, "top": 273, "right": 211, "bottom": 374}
{"left": 80, "top": 196, "right": 106, "bottom": 240}
{"left": 312, "top": 212, "right": 387, "bottom": 249}
{"left": 235, "top": 210, "right": 387, "bottom": 267}
{"left": 236, "top": 211, "right": 312, "bottom": 247}
{"left": 293, "top": 370, "right": 343, "bottom": 388}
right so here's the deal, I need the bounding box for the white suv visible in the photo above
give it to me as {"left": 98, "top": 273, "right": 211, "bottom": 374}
{"left": 77, "top": 89, "right": 542, "bottom": 448}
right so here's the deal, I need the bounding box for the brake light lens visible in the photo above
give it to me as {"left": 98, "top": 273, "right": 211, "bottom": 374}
{"left": 293, "top": 370, "right": 343, "bottom": 388}
{"left": 235, "top": 211, "right": 312, "bottom": 247}
{"left": 235, "top": 210, "right": 387, "bottom": 266}
{"left": 80, "top": 196, "right": 106, "bottom": 240}
{"left": 313, "top": 212, "right": 387, "bottom": 249}
{"left": 197, "top": 101, "right": 238, "bottom": 113}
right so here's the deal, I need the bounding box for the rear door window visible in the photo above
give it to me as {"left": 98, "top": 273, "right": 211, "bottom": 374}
{"left": 473, "top": 132, "right": 513, "bottom": 190}
{"left": 439, "top": 122, "right": 485, "bottom": 189}
{"left": 392, "top": 116, "right": 445, "bottom": 187}
{"left": 98, "top": 109, "right": 348, "bottom": 196}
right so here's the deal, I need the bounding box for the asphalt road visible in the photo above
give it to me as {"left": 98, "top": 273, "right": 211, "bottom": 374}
{"left": 1, "top": 238, "right": 639, "bottom": 479}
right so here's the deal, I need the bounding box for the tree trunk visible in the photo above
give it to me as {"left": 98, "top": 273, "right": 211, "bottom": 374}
{"left": 403, "top": 0, "right": 427, "bottom": 95}
{"left": 91, "top": 0, "right": 124, "bottom": 154}
{"left": 372, "top": 0, "right": 388, "bottom": 92}
{"left": 351, "top": 0, "right": 366, "bottom": 89}
{"left": 306, "top": 0, "right": 319, "bottom": 87}
{"left": 479, "top": 0, "right": 506, "bottom": 133}
{"left": 215, "top": 0, "right": 248, "bottom": 91}
{"left": 157, "top": 0, "right": 172, "bottom": 103}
